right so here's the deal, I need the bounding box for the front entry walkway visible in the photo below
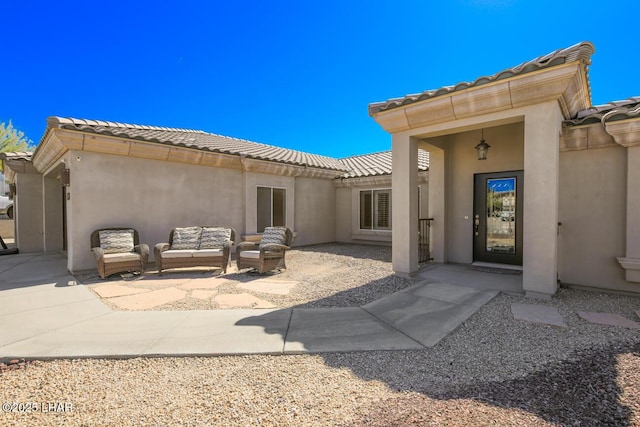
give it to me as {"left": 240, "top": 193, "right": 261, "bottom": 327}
{"left": 0, "top": 253, "right": 500, "bottom": 359}
{"left": 417, "top": 263, "right": 524, "bottom": 295}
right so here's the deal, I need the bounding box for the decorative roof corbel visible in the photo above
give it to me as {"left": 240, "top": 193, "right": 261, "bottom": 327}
{"left": 600, "top": 105, "right": 640, "bottom": 148}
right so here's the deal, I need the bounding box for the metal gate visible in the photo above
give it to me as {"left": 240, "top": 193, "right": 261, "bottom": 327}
{"left": 418, "top": 218, "right": 433, "bottom": 263}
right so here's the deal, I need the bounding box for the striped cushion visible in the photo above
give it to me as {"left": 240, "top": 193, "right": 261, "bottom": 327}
{"left": 99, "top": 229, "right": 135, "bottom": 254}
{"left": 259, "top": 227, "right": 287, "bottom": 249}
{"left": 171, "top": 227, "right": 202, "bottom": 250}
{"left": 199, "top": 227, "right": 231, "bottom": 249}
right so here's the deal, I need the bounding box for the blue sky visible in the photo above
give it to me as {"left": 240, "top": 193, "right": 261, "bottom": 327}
{"left": 3, "top": 0, "right": 639, "bottom": 158}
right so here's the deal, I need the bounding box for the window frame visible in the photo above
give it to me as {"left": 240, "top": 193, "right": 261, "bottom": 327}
{"left": 359, "top": 188, "right": 392, "bottom": 231}
{"left": 257, "top": 186, "right": 286, "bottom": 232}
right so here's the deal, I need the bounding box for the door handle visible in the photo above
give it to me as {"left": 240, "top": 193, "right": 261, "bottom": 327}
{"left": 474, "top": 214, "right": 480, "bottom": 236}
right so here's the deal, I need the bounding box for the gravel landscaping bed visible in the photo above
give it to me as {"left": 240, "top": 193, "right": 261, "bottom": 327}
{"left": 2, "top": 287, "right": 639, "bottom": 426}
{"left": 250, "top": 243, "right": 414, "bottom": 308}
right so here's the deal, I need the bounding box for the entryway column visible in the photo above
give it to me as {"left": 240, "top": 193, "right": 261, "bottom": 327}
{"left": 43, "top": 174, "right": 64, "bottom": 252}
{"left": 423, "top": 142, "right": 445, "bottom": 263}
{"left": 618, "top": 146, "right": 640, "bottom": 281}
{"left": 607, "top": 114, "right": 640, "bottom": 281}
{"left": 392, "top": 133, "right": 418, "bottom": 276}
{"left": 523, "top": 102, "right": 563, "bottom": 297}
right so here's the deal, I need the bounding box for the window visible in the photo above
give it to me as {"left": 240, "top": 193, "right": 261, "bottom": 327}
{"left": 257, "top": 187, "right": 286, "bottom": 232}
{"left": 360, "top": 189, "right": 391, "bottom": 230}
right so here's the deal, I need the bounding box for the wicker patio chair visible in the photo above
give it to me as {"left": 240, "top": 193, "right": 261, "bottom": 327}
{"left": 236, "top": 227, "right": 293, "bottom": 274}
{"left": 154, "top": 226, "right": 235, "bottom": 274}
{"left": 91, "top": 228, "right": 149, "bottom": 279}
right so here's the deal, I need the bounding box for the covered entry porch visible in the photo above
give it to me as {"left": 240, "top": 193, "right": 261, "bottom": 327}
{"left": 369, "top": 43, "right": 595, "bottom": 297}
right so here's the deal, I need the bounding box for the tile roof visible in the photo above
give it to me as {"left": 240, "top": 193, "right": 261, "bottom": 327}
{"left": 564, "top": 97, "right": 640, "bottom": 126}
{"left": 44, "top": 117, "right": 430, "bottom": 179}
{"left": 0, "top": 151, "right": 33, "bottom": 161}
{"left": 369, "top": 41, "right": 595, "bottom": 115}
{"left": 339, "top": 149, "right": 429, "bottom": 178}
{"left": 46, "top": 117, "right": 349, "bottom": 172}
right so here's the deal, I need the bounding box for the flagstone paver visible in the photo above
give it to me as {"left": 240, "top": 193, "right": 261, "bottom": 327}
{"left": 511, "top": 303, "right": 567, "bottom": 328}
{"left": 578, "top": 311, "right": 640, "bottom": 329}
{"left": 128, "top": 278, "right": 191, "bottom": 287}
{"left": 238, "top": 279, "right": 299, "bottom": 295}
{"left": 91, "top": 284, "right": 151, "bottom": 298}
{"left": 191, "top": 290, "right": 218, "bottom": 300}
{"left": 179, "top": 278, "right": 231, "bottom": 290}
{"left": 214, "top": 293, "right": 276, "bottom": 309}
{"left": 109, "top": 288, "right": 188, "bottom": 310}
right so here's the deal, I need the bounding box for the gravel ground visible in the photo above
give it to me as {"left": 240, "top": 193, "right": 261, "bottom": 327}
{"left": 82, "top": 243, "right": 415, "bottom": 310}
{"left": 2, "top": 245, "right": 640, "bottom": 426}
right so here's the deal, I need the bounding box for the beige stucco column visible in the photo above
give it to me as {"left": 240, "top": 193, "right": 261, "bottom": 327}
{"left": 617, "top": 145, "right": 640, "bottom": 281}
{"left": 43, "top": 174, "right": 64, "bottom": 252}
{"left": 522, "top": 102, "right": 563, "bottom": 297}
{"left": 600, "top": 115, "right": 640, "bottom": 281}
{"left": 15, "top": 172, "right": 45, "bottom": 253}
{"left": 422, "top": 142, "right": 445, "bottom": 263}
{"left": 392, "top": 133, "right": 419, "bottom": 276}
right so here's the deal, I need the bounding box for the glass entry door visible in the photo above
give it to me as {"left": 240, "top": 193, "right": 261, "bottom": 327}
{"left": 473, "top": 171, "right": 523, "bottom": 265}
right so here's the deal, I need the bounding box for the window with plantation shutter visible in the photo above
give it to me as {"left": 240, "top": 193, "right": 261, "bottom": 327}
{"left": 375, "top": 191, "right": 390, "bottom": 229}
{"left": 360, "top": 191, "right": 372, "bottom": 229}
{"left": 359, "top": 189, "right": 391, "bottom": 230}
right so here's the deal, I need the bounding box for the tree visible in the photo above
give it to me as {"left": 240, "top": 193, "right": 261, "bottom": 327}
{"left": 1, "top": 120, "right": 34, "bottom": 153}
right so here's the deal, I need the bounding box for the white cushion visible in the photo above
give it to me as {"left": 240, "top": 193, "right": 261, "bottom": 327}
{"left": 161, "top": 249, "right": 195, "bottom": 259}
{"left": 192, "top": 249, "right": 223, "bottom": 258}
{"left": 239, "top": 250, "right": 261, "bottom": 259}
{"left": 103, "top": 252, "right": 141, "bottom": 263}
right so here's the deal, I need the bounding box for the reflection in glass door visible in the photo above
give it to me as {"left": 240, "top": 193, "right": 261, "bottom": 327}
{"left": 473, "top": 171, "right": 523, "bottom": 265}
{"left": 486, "top": 177, "right": 516, "bottom": 254}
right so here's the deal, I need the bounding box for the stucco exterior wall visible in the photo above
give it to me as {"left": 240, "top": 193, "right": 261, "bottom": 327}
{"left": 293, "top": 177, "right": 336, "bottom": 246}
{"left": 14, "top": 172, "right": 44, "bottom": 253}
{"left": 0, "top": 220, "right": 14, "bottom": 238}
{"left": 558, "top": 146, "right": 635, "bottom": 292}
{"left": 66, "top": 150, "right": 244, "bottom": 272}
{"left": 435, "top": 122, "right": 524, "bottom": 263}
{"left": 335, "top": 187, "right": 352, "bottom": 242}
{"left": 43, "top": 174, "right": 64, "bottom": 252}
{"left": 62, "top": 150, "right": 340, "bottom": 272}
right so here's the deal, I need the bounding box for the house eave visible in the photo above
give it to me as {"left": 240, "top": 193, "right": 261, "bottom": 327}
{"left": 334, "top": 171, "right": 428, "bottom": 188}
{"left": 561, "top": 117, "right": 640, "bottom": 151}
{"left": 0, "top": 158, "right": 38, "bottom": 180}
{"left": 371, "top": 63, "right": 590, "bottom": 134}
{"left": 33, "top": 129, "right": 343, "bottom": 180}
{"left": 602, "top": 117, "right": 640, "bottom": 148}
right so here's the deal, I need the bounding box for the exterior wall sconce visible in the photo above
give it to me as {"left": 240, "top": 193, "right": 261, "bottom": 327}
{"left": 60, "top": 168, "right": 71, "bottom": 186}
{"left": 475, "top": 129, "right": 490, "bottom": 160}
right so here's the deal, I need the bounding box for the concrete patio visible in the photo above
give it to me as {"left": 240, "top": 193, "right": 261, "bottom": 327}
{"left": 0, "top": 251, "right": 637, "bottom": 360}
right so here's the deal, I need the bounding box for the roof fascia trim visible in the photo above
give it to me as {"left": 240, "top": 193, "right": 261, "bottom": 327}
{"left": 372, "top": 63, "right": 588, "bottom": 134}
{"left": 34, "top": 128, "right": 342, "bottom": 179}
{"left": 334, "top": 171, "right": 428, "bottom": 188}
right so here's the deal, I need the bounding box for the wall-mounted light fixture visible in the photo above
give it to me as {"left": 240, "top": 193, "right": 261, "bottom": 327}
{"left": 60, "top": 168, "right": 71, "bottom": 186}
{"left": 475, "top": 129, "right": 490, "bottom": 160}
